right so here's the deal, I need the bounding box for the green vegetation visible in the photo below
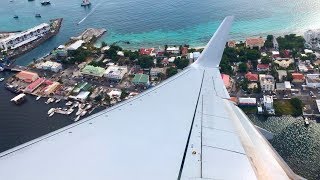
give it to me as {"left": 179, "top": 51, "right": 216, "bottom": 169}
{"left": 261, "top": 56, "right": 271, "bottom": 64}
{"left": 67, "top": 48, "right": 92, "bottom": 64}
{"left": 239, "top": 106, "right": 257, "bottom": 114}
{"left": 174, "top": 57, "right": 189, "bottom": 69}
{"left": 238, "top": 62, "right": 248, "bottom": 73}
{"left": 166, "top": 67, "right": 178, "bottom": 78}
{"left": 219, "top": 56, "right": 233, "bottom": 75}
{"left": 264, "top": 35, "right": 274, "bottom": 48}
{"left": 138, "top": 55, "right": 154, "bottom": 69}
{"left": 276, "top": 34, "right": 305, "bottom": 50}
{"left": 274, "top": 98, "right": 303, "bottom": 116}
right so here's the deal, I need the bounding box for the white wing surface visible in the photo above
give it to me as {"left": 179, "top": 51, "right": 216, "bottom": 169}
{"left": 0, "top": 17, "right": 302, "bottom": 180}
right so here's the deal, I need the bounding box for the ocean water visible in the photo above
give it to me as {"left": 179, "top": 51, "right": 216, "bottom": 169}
{"left": 1, "top": 0, "right": 320, "bottom": 178}
{"left": 1, "top": 0, "right": 320, "bottom": 65}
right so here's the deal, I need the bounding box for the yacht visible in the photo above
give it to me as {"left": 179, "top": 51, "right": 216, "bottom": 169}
{"left": 35, "top": 14, "right": 41, "bottom": 18}
{"left": 80, "top": 110, "right": 87, "bottom": 117}
{"left": 13, "top": 15, "right": 18, "bottom": 19}
{"left": 55, "top": 99, "right": 61, "bottom": 103}
{"left": 0, "top": 78, "right": 4, "bottom": 82}
{"left": 36, "top": 96, "right": 41, "bottom": 101}
{"left": 81, "top": 0, "right": 91, "bottom": 6}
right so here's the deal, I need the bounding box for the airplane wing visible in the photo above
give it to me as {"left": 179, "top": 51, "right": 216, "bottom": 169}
{"left": 0, "top": 17, "right": 302, "bottom": 180}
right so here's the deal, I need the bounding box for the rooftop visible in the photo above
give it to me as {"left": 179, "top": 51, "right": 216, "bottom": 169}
{"left": 132, "top": 74, "right": 149, "bottom": 84}
{"left": 81, "top": 65, "right": 105, "bottom": 77}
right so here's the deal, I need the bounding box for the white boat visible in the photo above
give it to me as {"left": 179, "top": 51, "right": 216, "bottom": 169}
{"left": 80, "top": 110, "right": 87, "bottom": 117}
{"left": 0, "top": 78, "right": 4, "bottom": 82}
{"left": 85, "top": 104, "right": 92, "bottom": 110}
{"left": 48, "top": 108, "right": 55, "bottom": 115}
{"left": 76, "top": 109, "right": 82, "bottom": 116}
{"left": 45, "top": 98, "right": 55, "bottom": 104}
{"left": 0, "top": 67, "right": 4, "bottom": 72}
{"left": 65, "top": 101, "right": 73, "bottom": 106}
{"left": 36, "top": 96, "right": 41, "bottom": 101}
{"left": 81, "top": 0, "right": 91, "bottom": 6}
{"left": 55, "top": 99, "right": 61, "bottom": 103}
{"left": 49, "top": 112, "right": 55, "bottom": 117}
{"left": 74, "top": 115, "right": 80, "bottom": 122}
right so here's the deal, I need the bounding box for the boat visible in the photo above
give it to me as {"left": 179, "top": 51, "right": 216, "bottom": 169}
{"left": 85, "top": 104, "right": 92, "bottom": 110}
{"left": 0, "top": 67, "right": 4, "bottom": 72}
{"left": 28, "top": 0, "right": 35, "bottom": 1}
{"left": 74, "top": 115, "right": 80, "bottom": 122}
{"left": 55, "top": 99, "right": 61, "bottom": 103}
{"left": 48, "top": 108, "right": 55, "bottom": 115}
{"left": 41, "top": 1, "right": 50, "bottom": 5}
{"left": 13, "top": 15, "right": 19, "bottom": 19}
{"left": 80, "top": 110, "right": 87, "bottom": 117}
{"left": 49, "top": 112, "right": 55, "bottom": 117}
{"left": 11, "top": 93, "right": 26, "bottom": 104}
{"left": 81, "top": 0, "right": 91, "bottom": 6}
{"left": 35, "top": 14, "right": 41, "bottom": 18}
{"left": 0, "top": 78, "right": 4, "bottom": 82}
{"left": 65, "top": 101, "right": 73, "bottom": 106}
{"left": 5, "top": 84, "right": 21, "bottom": 94}
{"left": 76, "top": 109, "right": 82, "bottom": 116}
{"left": 36, "top": 96, "right": 41, "bottom": 101}
{"left": 45, "top": 98, "right": 55, "bottom": 104}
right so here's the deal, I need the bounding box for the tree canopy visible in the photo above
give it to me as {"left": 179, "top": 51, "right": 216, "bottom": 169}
{"left": 276, "top": 34, "right": 305, "bottom": 50}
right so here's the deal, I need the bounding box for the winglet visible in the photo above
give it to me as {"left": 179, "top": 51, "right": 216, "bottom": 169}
{"left": 193, "top": 16, "right": 234, "bottom": 68}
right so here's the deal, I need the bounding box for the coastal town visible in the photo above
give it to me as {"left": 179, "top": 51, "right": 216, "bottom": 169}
{"left": 2, "top": 20, "right": 320, "bottom": 124}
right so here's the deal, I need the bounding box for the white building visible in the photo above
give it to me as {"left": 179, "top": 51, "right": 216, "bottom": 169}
{"left": 306, "top": 74, "right": 320, "bottom": 88}
{"left": 166, "top": 46, "right": 180, "bottom": 54}
{"left": 304, "top": 30, "right": 320, "bottom": 44}
{"left": 104, "top": 65, "right": 128, "bottom": 81}
{"left": 238, "top": 98, "right": 256, "bottom": 106}
{"left": 67, "top": 40, "right": 84, "bottom": 51}
{"left": 150, "top": 68, "right": 165, "bottom": 77}
{"left": 0, "top": 23, "right": 50, "bottom": 51}
{"left": 263, "top": 95, "right": 274, "bottom": 111}
{"left": 188, "top": 52, "right": 201, "bottom": 61}
{"left": 36, "top": 61, "right": 62, "bottom": 72}
{"left": 260, "top": 74, "right": 275, "bottom": 91}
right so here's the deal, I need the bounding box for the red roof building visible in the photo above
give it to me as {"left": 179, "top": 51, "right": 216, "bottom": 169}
{"left": 257, "top": 64, "right": 270, "bottom": 71}
{"left": 228, "top": 41, "right": 236, "bottom": 48}
{"left": 245, "top": 72, "right": 259, "bottom": 82}
{"left": 292, "top": 73, "right": 305, "bottom": 82}
{"left": 25, "top": 78, "right": 45, "bottom": 93}
{"left": 16, "top": 71, "right": 39, "bottom": 83}
{"left": 139, "top": 48, "right": 155, "bottom": 56}
{"left": 245, "top": 37, "right": 265, "bottom": 49}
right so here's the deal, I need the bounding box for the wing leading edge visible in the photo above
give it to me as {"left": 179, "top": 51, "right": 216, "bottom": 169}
{"left": 0, "top": 17, "right": 303, "bottom": 180}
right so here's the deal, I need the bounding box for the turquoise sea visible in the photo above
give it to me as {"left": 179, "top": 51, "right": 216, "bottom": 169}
{"left": 1, "top": 1, "right": 320, "bottom": 179}
{"left": 1, "top": 0, "right": 320, "bottom": 65}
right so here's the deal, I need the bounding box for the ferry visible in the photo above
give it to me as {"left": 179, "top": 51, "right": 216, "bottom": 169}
{"left": 81, "top": 0, "right": 91, "bottom": 6}
{"left": 11, "top": 93, "right": 26, "bottom": 104}
{"left": 41, "top": 1, "right": 50, "bottom": 5}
